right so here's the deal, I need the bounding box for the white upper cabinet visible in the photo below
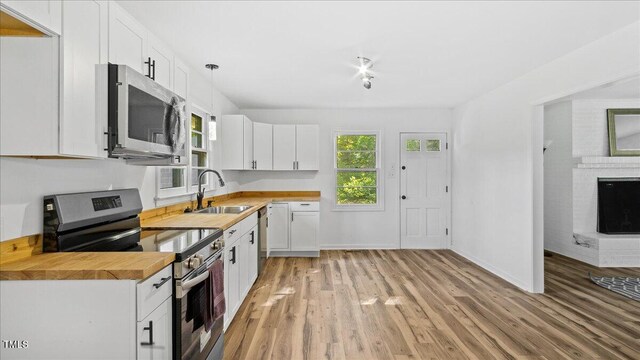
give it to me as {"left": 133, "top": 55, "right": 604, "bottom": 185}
{"left": 295, "top": 125, "right": 319, "bottom": 170}
{"left": 253, "top": 122, "right": 273, "bottom": 170}
{"left": 108, "top": 1, "right": 147, "bottom": 75}
{"left": 220, "top": 115, "right": 254, "bottom": 170}
{"left": 0, "top": 34, "right": 59, "bottom": 156}
{"left": 147, "top": 33, "right": 174, "bottom": 90}
{"left": 173, "top": 57, "right": 189, "bottom": 100}
{"left": 273, "top": 125, "right": 297, "bottom": 170}
{"left": 59, "top": 0, "right": 108, "bottom": 158}
{"left": 1, "top": 0, "right": 62, "bottom": 35}
{"left": 243, "top": 117, "right": 254, "bottom": 170}
{"left": 221, "top": 121, "right": 319, "bottom": 171}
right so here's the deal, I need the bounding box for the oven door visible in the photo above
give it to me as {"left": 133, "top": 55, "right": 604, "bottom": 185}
{"left": 110, "top": 64, "right": 186, "bottom": 159}
{"left": 174, "top": 251, "right": 224, "bottom": 360}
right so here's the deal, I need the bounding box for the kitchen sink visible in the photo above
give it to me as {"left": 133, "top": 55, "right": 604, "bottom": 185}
{"left": 194, "top": 206, "right": 252, "bottom": 214}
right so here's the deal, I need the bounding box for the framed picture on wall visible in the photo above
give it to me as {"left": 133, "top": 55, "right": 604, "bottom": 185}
{"left": 607, "top": 108, "right": 640, "bottom": 156}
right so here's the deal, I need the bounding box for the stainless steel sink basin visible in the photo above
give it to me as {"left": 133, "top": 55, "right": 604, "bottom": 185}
{"left": 194, "top": 206, "right": 252, "bottom": 214}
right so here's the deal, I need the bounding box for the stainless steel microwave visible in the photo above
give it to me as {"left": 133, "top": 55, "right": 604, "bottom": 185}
{"left": 100, "top": 64, "right": 186, "bottom": 165}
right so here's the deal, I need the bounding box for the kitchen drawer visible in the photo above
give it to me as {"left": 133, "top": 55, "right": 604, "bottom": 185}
{"left": 224, "top": 212, "right": 258, "bottom": 245}
{"left": 289, "top": 201, "right": 319, "bottom": 212}
{"left": 136, "top": 265, "right": 172, "bottom": 321}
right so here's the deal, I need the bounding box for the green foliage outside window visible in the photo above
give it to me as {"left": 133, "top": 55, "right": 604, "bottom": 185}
{"left": 336, "top": 134, "right": 378, "bottom": 205}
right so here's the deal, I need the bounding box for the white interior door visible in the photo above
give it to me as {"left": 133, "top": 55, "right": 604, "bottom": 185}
{"left": 400, "top": 133, "right": 449, "bottom": 249}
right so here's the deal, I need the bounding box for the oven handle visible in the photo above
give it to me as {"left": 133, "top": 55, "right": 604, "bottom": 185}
{"left": 181, "top": 271, "right": 209, "bottom": 291}
{"left": 176, "top": 251, "right": 222, "bottom": 298}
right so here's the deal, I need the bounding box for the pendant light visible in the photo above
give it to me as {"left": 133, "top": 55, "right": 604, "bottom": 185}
{"left": 205, "top": 63, "right": 219, "bottom": 141}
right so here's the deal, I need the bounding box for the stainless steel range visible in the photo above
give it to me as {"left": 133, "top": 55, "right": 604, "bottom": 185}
{"left": 42, "top": 188, "right": 225, "bottom": 360}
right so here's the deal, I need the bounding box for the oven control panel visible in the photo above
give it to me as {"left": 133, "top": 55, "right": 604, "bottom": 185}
{"left": 92, "top": 195, "right": 123, "bottom": 211}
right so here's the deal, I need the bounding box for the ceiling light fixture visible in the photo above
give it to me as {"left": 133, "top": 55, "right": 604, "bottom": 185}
{"left": 357, "top": 57, "right": 373, "bottom": 89}
{"left": 205, "top": 63, "right": 219, "bottom": 141}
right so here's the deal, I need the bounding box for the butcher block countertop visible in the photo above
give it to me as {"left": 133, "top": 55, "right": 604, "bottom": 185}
{"left": 0, "top": 192, "right": 319, "bottom": 281}
{"left": 141, "top": 195, "right": 320, "bottom": 230}
{"left": 0, "top": 252, "right": 175, "bottom": 280}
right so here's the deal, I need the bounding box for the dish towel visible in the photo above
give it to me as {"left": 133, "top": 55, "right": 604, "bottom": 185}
{"left": 185, "top": 279, "right": 208, "bottom": 331}
{"left": 205, "top": 259, "right": 225, "bottom": 332}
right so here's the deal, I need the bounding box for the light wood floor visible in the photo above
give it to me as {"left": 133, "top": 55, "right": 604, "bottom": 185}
{"left": 223, "top": 250, "right": 640, "bottom": 360}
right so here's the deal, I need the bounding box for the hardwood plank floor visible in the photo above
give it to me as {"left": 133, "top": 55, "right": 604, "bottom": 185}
{"left": 224, "top": 250, "right": 640, "bottom": 360}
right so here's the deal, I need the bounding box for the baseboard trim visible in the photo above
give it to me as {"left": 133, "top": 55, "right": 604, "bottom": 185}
{"left": 451, "top": 246, "right": 533, "bottom": 293}
{"left": 320, "top": 244, "right": 398, "bottom": 250}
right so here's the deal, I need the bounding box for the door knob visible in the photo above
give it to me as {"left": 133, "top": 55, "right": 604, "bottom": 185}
{"left": 401, "top": 195, "right": 406, "bottom": 200}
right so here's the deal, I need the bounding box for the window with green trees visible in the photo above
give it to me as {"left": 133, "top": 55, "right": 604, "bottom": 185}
{"left": 335, "top": 132, "right": 380, "bottom": 206}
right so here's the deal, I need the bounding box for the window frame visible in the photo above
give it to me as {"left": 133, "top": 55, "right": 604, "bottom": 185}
{"left": 332, "top": 130, "right": 384, "bottom": 211}
{"left": 156, "top": 103, "right": 213, "bottom": 200}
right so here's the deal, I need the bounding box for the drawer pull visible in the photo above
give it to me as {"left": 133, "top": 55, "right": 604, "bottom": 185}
{"left": 141, "top": 321, "right": 154, "bottom": 346}
{"left": 153, "top": 276, "right": 171, "bottom": 289}
{"left": 229, "top": 229, "right": 237, "bottom": 235}
{"left": 300, "top": 203, "right": 310, "bottom": 206}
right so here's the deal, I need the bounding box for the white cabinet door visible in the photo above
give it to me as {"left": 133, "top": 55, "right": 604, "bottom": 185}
{"left": 224, "top": 241, "right": 240, "bottom": 329}
{"left": 243, "top": 116, "right": 254, "bottom": 170}
{"left": 220, "top": 115, "right": 245, "bottom": 170}
{"left": 290, "top": 212, "right": 319, "bottom": 251}
{"left": 59, "top": 0, "right": 108, "bottom": 158}
{"left": 273, "top": 125, "right": 296, "bottom": 170}
{"left": 238, "top": 232, "right": 250, "bottom": 299}
{"left": 147, "top": 33, "right": 173, "bottom": 90}
{"left": 173, "top": 57, "right": 189, "bottom": 100}
{"left": 267, "top": 203, "right": 290, "bottom": 250}
{"left": 1, "top": 0, "right": 62, "bottom": 35}
{"left": 253, "top": 122, "right": 273, "bottom": 170}
{"left": 137, "top": 298, "right": 172, "bottom": 360}
{"left": 108, "top": 2, "right": 147, "bottom": 75}
{"left": 248, "top": 226, "right": 259, "bottom": 288}
{"left": 295, "top": 125, "right": 319, "bottom": 170}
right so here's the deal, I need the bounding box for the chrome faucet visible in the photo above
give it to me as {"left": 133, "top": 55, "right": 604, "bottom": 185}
{"left": 196, "top": 169, "right": 225, "bottom": 210}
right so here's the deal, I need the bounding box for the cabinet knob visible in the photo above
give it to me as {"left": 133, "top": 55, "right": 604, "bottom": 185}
{"left": 401, "top": 195, "right": 407, "bottom": 200}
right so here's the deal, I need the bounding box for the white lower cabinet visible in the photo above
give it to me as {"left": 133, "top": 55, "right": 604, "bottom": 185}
{"left": 137, "top": 296, "right": 172, "bottom": 360}
{"left": 0, "top": 265, "right": 173, "bottom": 360}
{"left": 223, "top": 213, "right": 259, "bottom": 331}
{"left": 267, "top": 203, "right": 290, "bottom": 250}
{"left": 268, "top": 202, "right": 319, "bottom": 257}
{"left": 291, "top": 212, "right": 319, "bottom": 251}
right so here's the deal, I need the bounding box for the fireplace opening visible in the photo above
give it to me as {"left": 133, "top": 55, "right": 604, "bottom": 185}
{"left": 597, "top": 177, "right": 640, "bottom": 234}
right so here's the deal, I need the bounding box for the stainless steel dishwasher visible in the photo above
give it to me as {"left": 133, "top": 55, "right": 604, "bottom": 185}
{"left": 258, "top": 206, "right": 268, "bottom": 275}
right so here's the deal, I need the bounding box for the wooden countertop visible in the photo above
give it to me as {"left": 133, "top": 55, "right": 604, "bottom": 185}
{"left": 0, "top": 252, "right": 175, "bottom": 280}
{"left": 141, "top": 195, "right": 320, "bottom": 230}
{"left": 0, "top": 192, "right": 319, "bottom": 281}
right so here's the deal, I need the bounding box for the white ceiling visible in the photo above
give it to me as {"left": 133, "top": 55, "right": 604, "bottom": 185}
{"left": 118, "top": 1, "right": 640, "bottom": 109}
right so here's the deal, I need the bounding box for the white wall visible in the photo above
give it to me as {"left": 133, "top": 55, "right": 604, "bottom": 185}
{"left": 0, "top": 69, "right": 239, "bottom": 242}
{"left": 573, "top": 99, "right": 640, "bottom": 157}
{"left": 451, "top": 21, "right": 640, "bottom": 292}
{"left": 239, "top": 108, "right": 451, "bottom": 249}
{"left": 543, "top": 101, "right": 574, "bottom": 255}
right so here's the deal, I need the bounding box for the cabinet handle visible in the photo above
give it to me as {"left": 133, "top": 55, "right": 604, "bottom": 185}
{"left": 153, "top": 276, "right": 171, "bottom": 289}
{"left": 230, "top": 246, "right": 236, "bottom": 264}
{"left": 250, "top": 231, "right": 255, "bottom": 244}
{"left": 144, "top": 57, "right": 152, "bottom": 79}
{"left": 229, "top": 229, "right": 236, "bottom": 235}
{"left": 151, "top": 59, "right": 156, "bottom": 80}
{"left": 266, "top": 217, "right": 269, "bottom": 228}
{"left": 291, "top": 213, "right": 294, "bottom": 222}
{"left": 140, "top": 321, "right": 154, "bottom": 346}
